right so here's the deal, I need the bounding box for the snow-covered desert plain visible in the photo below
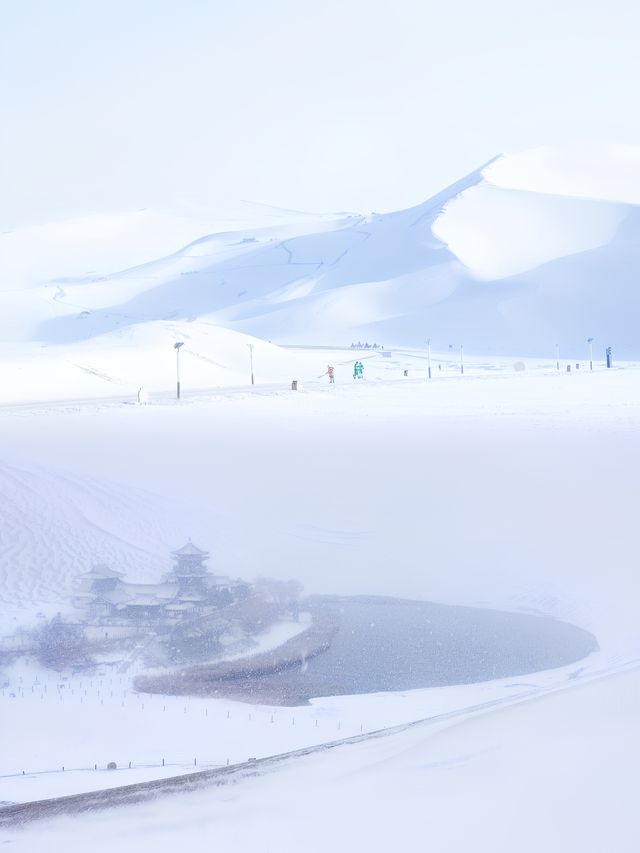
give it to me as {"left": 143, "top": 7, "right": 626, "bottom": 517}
{"left": 1, "top": 145, "right": 640, "bottom": 850}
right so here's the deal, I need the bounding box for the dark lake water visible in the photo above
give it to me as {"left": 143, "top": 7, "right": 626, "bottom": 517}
{"left": 243, "top": 596, "right": 597, "bottom": 704}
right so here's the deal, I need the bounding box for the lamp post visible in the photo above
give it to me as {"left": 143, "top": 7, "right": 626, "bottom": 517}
{"left": 460, "top": 344, "right": 464, "bottom": 375}
{"left": 587, "top": 337, "right": 594, "bottom": 371}
{"left": 426, "top": 339, "right": 432, "bottom": 380}
{"left": 247, "top": 343, "right": 255, "bottom": 385}
{"left": 174, "top": 342, "right": 184, "bottom": 399}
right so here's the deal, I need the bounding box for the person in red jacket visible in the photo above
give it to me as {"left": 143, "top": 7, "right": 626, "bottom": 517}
{"left": 326, "top": 365, "right": 335, "bottom": 383}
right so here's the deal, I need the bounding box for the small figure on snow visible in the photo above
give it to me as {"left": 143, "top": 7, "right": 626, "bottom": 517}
{"left": 326, "top": 365, "right": 335, "bottom": 384}
{"left": 353, "top": 361, "right": 364, "bottom": 380}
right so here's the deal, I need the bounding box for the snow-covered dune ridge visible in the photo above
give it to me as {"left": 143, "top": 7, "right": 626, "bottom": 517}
{"left": 2, "top": 143, "right": 640, "bottom": 363}
{"left": 0, "top": 202, "right": 343, "bottom": 288}
{"left": 483, "top": 143, "right": 640, "bottom": 204}
{"left": 432, "top": 143, "right": 640, "bottom": 279}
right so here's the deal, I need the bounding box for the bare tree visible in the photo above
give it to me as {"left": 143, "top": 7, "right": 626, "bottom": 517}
{"left": 34, "top": 615, "right": 90, "bottom": 671}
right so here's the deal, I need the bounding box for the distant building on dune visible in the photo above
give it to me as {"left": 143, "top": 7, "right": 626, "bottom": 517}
{"left": 73, "top": 541, "right": 249, "bottom": 624}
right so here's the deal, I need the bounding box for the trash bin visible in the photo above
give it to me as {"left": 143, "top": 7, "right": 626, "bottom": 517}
{"left": 291, "top": 380, "right": 298, "bottom": 390}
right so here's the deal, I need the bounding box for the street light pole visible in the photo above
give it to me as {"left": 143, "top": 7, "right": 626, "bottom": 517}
{"left": 460, "top": 344, "right": 464, "bottom": 375}
{"left": 587, "top": 337, "right": 594, "bottom": 371}
{"left": 247, "top": 343, "right": 255, "bottom": 385}
{"left": 174, "top": 341, "right": 184, "bottom": 399}
{"left": 427, "top": 339, "right": 432, "bottom": 380}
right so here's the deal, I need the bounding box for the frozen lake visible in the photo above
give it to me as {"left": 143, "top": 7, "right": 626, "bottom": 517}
{"left": 219, "top": 596, "right": 598, "bottom": 704}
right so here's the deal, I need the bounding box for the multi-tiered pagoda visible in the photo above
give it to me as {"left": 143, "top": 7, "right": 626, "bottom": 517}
{"left": 74, "top": 541, "right": 248, "bottom": 623}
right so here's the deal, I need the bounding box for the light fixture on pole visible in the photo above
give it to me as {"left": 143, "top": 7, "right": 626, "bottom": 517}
{"left": 460, "top": 344, "right": 464, "bottom": 375}
{"left": 426, "top": 339, "right": 432, "bottom": 380}
{"left": 587, "top": 337, "right": 594, "bottom": 371}
{"left": 247, "top": 343, "right": 255, "bottom": 385}
{"left": 174, "top": 342, "right": 184, "bottom": 399}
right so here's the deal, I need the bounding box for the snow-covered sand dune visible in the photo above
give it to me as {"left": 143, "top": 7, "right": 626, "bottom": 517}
{"left": 2, "top": 144, "right": 640, "bottom": 379}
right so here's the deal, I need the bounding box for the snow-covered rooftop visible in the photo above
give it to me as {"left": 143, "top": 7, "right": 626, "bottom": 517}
{"left": 171, "top": 541, "right": 209, "bottom": 558}
{"left": 80, "top": 565, "right": 125, "bottom": 579}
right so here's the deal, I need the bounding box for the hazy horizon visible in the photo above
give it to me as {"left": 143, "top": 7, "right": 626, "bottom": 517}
{"left": 2, "top": 0, "right": 640, "bottom": 231}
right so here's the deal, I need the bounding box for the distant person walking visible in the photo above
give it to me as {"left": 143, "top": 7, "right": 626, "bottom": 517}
{"left": 353, "top": 361, "right": 364, "bottom": 380}
{"left": 326, "top": 365, "right": 335, "bottom": 384}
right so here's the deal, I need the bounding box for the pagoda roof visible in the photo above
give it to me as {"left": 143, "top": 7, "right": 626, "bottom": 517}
{"left": 98, "top": 583, "right": 179, "bottom": 606}
{"left": 177, "top": 593, "right": 207, "bottom": 602}
{"left": 169, "top": 566, "right": 208, "bottom": 577}
{"left": 121, "top": 583, "right": 179, "bottom": 600}
{"left": 117, "top": 599, "right": 164, "bottom": 609}
{"left": 80, "top": 564, "right": 125, "bottom": 579}
{"left": 172, "top": 541, "right": 209, "bottom": 558}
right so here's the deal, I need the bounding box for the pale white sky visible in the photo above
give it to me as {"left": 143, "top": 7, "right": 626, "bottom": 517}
{"left": 1, "top": 0, "right": 639, "bottom": 229}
